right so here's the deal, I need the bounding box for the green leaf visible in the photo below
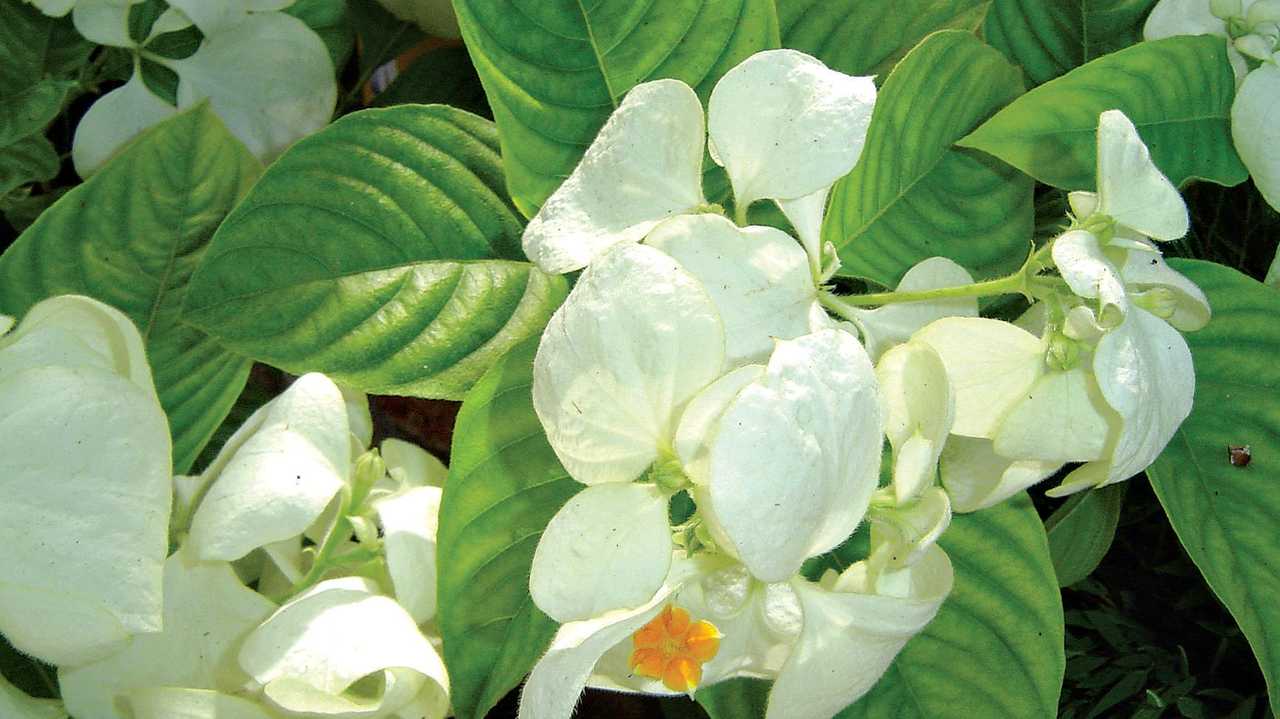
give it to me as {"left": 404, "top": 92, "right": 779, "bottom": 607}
{"left": 0, "top": 1, "right": 92, "bottom": 93}
{"left": 0, "top": 80, "right": 76, "bottom": 147}
{"left": 347, "top": 0, "right": 424, "bottom": 82}
{"left": 1046, "top": 483, "right": 1126, "bottom": 587}
{"left": 453, "top": 0, "right": 780, "bottom": 216}
{"left": 288, "top": 0, "right": 355, "bottom": 71}
{"left": 959, "top": 36, "right": 1247, "bottom": 191}
{"left": 697, "top": 678, "right": 770, "bottom": 719}
{"left": 984, "top": 0, "right": 1159, "bottom": 86}
{"left": 1148, "top": 259, "right": 1280, "bottom": 716}
{"left": 822, "top": 30, "right": 1032, "bottom": 287}
{"left": 0, "top": 106, "right": 261, "bottom": 473}
{"left": 840, "top": 495, "right": 1064, "bottom": 718}
{"left": 437, "top": 338, "right": 581, "bottom": 719}
{"left": 778, "top": 0, "right": 990, "bottom": 78}
{"left": 0, "top": 134, "right": 59, "bottom": 198}
{"left": 183, "top": 105, "right": 568, "bottom": 400}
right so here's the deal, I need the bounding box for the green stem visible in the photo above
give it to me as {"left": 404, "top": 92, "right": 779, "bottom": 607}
{"left": 288, "top": 494, "right": 353, "bottom": 598}
{"left": 821, "top": 271, "right": 1029, "bottom": 309}
{"left": 733, "top": 202, "right": 750, "bottom": 227}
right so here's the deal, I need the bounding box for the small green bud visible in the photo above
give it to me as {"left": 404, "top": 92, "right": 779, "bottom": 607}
{"left": 693, "top": 521, "right": 718, "bottom": 553}
{"left": 1047, "top": 332, "right": 1082, "bottom": 371}
{"left": 351, "top": 449, "right": 386, "bottom": 509}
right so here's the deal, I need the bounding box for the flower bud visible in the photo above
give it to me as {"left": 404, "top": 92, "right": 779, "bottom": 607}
{"left": 1047, "top": 332, "right": 1082, "bottom": 371}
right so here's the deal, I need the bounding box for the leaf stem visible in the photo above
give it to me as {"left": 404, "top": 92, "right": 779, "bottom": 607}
{"left": 821, "top": 271, "right": 1029, "bottom": 308}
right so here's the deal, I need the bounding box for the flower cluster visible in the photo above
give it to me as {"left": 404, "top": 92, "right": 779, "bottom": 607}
{"left": 515, "top": 49, "right": 1210, "bottom": 719}
{"left": 0, "top": 296, "right": 452, "bottom": 719}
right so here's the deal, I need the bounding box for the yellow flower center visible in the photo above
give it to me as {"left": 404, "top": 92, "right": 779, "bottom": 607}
{"left": 629, "top": 604, "right": 722, "bottom": 693}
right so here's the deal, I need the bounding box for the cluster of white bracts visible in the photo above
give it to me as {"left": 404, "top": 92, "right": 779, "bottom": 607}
{"left": 516, "top": 47, "right": 1209, "bottom": 719}
{"left": 0, "top": 296, "right": 451, "bottom": 719}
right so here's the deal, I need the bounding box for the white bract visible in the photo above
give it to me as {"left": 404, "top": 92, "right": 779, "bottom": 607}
{"left": 521, "top": 49, "right": 876, "bottom": 280}
{"left": 0, "top": 295, "right": 171, "bottom": 667}
{"left": 69, "top": 0, "right": 336, "bottom": 176}
{"left": 916, "top": 110, "right": 1205, "bottom": 509}
{"left": 1145, "top": 0, "right": 1280, "bottom": 211}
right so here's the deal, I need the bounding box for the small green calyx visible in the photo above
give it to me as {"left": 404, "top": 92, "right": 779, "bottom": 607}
{"left": 692, "top": 202, "right": 726, "bottom": 217}
{"left": 648, "top": 456, "right": 691, "bottom": 494}
{"left": 1078, "top": 213, "right": 1117, "bottom": 242}
{"left": 1047, "top": 331, "right": 1083, "bottom": 371}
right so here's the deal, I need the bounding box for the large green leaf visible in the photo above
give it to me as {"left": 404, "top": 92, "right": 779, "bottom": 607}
{"left": 984, "top": 0, "right": 1159, "bottom": 86}
{"left": 778, "top": 0, "right": 990, "bottom": 78}
{"left": 453, "top": 0, "right": 779, "bottom": 216}
{"left": 1045, "top": 483, "right": 1126, "bottom": 587}
{"left": 183, "top": 105, "right": 568, "bottom": 400}
{"left": 1148, "top": 259, "right": 1280, "bottom": 715}
{"left": 0, "top": 106, "right": 260, "bottom": 474}
{"left": 959, "top": 36, "right": 1247, "bottom": 191}
{"left": 0, "top": 1, "right": 92, "bottom": 94}
{"left": 437, "top": 339, "right": 581, "bottom": 719}
{"left": 841, "top": 495, "right": 1064, "bottom": 718}
{"left": 822, "top": 30, "right": 1032, "bottom": 287}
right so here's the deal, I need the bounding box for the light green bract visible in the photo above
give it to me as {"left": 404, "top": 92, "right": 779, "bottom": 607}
{"left": 69, "top": 0, "right": 336, "bottom": 176}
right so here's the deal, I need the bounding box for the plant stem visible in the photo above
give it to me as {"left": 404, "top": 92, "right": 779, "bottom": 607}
{"left": 820, "top": 271, "right": 1029, "bottom": 309}
{"left": 288, "top": 495, "right": 353, "bottom": 598}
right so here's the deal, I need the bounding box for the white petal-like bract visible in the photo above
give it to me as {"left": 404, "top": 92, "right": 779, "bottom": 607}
{"left": 187, "top": 373, "right": 353, "bottom": 562}
{"left": 1095, "top": 110, "right": 1189, "bottom": 241}
{"left": 708, "top": 49, "right": 876, "bottom": 208}
{"left": 877, "top": 342, "right": 954, "bottom": 503}
{"left": 522, "top": 80, "right": 707, "bottom": 274}
{"left": 940, "top": 436, "right": 1062, "bottom": 512}
{"left": 852, "top": 257, "right": 979, "bottom": 360}
{"left": 532, "top": 243, "right": 724, "bottom": 485}
{"left": 707, "top": 329, "right": 882, "bottom": 582}
{"left": 1053, "top": 229, "right": 1129, "bottom": 326}
{"left": 529, "top": 483, "right": 673, "bottom": 623}
{"left": 646, "top": 214, "right": 818, "bottom": 365}
{"left": 1232, "top": 63, "right": 1280, "bottom": 213}
{"left": 374, "top": 485, "right": 443, "bottom": 624}
{"left": 60, "top": 550, "right": 276, "bottom": 719}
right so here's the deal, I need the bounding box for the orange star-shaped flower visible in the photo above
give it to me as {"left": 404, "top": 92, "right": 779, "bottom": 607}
{"left": 629, "top": 604, "right": 722, "bottom": 693}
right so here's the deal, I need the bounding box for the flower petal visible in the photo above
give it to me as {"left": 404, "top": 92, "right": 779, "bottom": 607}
{"left": 71, "top": 73, "right": 177, "bottom": 177}
{"left": 381, "top": 437, "right": 448, "bottom": 488}
{"left": 1095, "top": 110, "right": 1189, "bottom": 241}
{"left": 171, "top": 12, "right": 336, "bottom": 163}
{"left": 532, "top": 243, "right": 724, "bottom": 485}
{"left": 240, "top": 578, "right": 448, "bottom": 717}
{"left": 1143, "top": 0, "right": 1228, "bottom": 41}
{"left": 765, "top": 547, "right": 953, "bottom": 719}
{"left": 674, "top": 364, "right": 766, "bottom": 485}
{"left": 1092, "top": 307, "right": 1195, "bottom": 485}
{"left": 59, "top": 549, "right": 276, "bottom": 719}
{"left": 0, "top": 365, "right": 170, "bottom": 666}
{"left": 72, "top": 0, "right": 138, "bottom": 47}
{"left": 1053, "top": 229, "right": 1129, "bottom": 325}
{"left": 374, "top": 485, "right": 443, "bottom": 624}
{"left": 913, "top": 317, "right": 1045, "bottom": 438}
{"left": 707, "top": 329, "right": 882, "bottom": 582}
{"left": 645, "top": 213, "right": 818, "bottom": 365}
{"left": 877, "top": 342, "right": 954, "bottom": 503}
{"left": 164, "top": 0, "right": 290, "bottom": 34}
{"left": 776, "top": 186, "right": 830, "bottom": 276}
{"left": 940, "top": 436, "right": 1062, "bottom": 512}
{"left": 521, "top": 79, "right": 707, "bottom": 274}
{"left": 1232, "top": 63, "right": 1280, "bottom": 213}
{"left": 852, "top": 257, "right": 979, "bottom": 360}
{"left": 1118, "top": 242, "right": 1211, "bottom": 330}
{"left": 188, "top": 373, "right": 352, "bottom": 562}
{"left": 529, "top": 482, "right": 673, "bottom": 623}
{"left": 125, "top": 688, "right": 276, "bottom": 719}
{"left": 708, "top": 49, "right": 876, "bottom": 208}
{"left": 0, "top": 295, "right": 155, "bottom": 395}
{"left": 993, "top": 368, "right": 1116, "bottom": 463}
